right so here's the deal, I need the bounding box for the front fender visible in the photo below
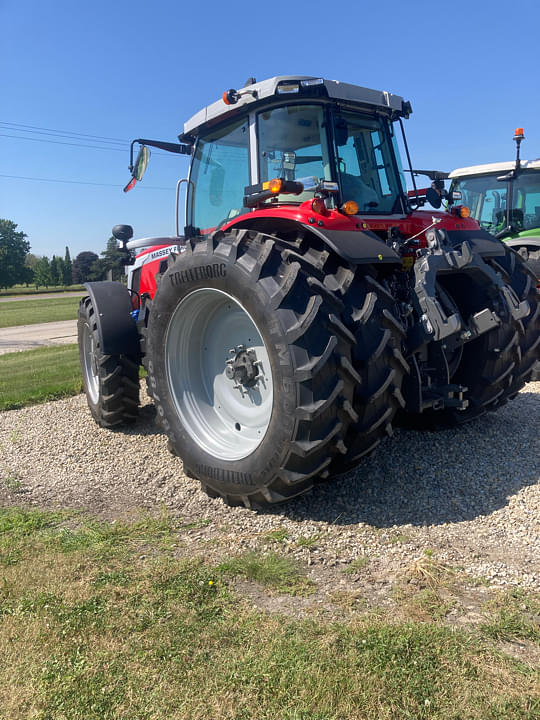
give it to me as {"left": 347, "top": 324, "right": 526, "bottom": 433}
{"left": 83, "top": 281, "right": 140, "bottom": 358}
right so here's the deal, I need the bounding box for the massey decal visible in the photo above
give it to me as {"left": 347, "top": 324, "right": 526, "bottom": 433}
{"left": 170, "top": 263, "right": 227, "bottom": 286}
{"left": 148, "top": 245, "right": 179, "bottom": 262}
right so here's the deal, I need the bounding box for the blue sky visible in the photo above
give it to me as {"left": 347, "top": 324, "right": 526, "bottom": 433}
{"left": 1, "top": 0, "right": 539, "bottom": 259}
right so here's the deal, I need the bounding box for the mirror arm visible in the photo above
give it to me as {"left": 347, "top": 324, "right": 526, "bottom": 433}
{"left": 129, "top": 138, "right": 192, "bottom": 172}
{"left": 131, "top": 137, "right": 191, "bottom": 165}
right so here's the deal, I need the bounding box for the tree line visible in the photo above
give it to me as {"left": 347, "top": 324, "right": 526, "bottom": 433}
{"left": 0, "top": 219, "right": 127, "bottom": 290}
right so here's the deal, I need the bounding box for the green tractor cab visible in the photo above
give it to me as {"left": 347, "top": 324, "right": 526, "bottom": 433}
{"left": 448, "top": 129, "right": 540, "bottom": 279}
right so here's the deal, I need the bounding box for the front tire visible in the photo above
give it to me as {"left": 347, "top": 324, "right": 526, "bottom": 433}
{"left": 78, "top": 296, "right": 140, "bottom": 427}
{"left": 143, "top": 230, "right": 357, "bottom": 507}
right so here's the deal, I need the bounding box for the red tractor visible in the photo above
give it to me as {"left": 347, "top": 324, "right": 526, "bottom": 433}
{"left": 78, "top": 76, "right": 539, "bottom": 507}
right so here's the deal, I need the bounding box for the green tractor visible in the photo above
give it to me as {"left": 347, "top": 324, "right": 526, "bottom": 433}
{"left": 448, "top": 128, "right": 540, "bottom": 279}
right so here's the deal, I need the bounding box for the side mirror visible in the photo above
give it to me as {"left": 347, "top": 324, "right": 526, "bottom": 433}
{"left": 124, "top": 145, "right": 151, "bottom": 192}
{"left": 133, "top": 145, "right": 150, "bottom": 180}
{"left": 112, "top": 224, "right": 134, "bottom": 243}
{"left": 426, "top": 187, "right": 442, "bottom": 209}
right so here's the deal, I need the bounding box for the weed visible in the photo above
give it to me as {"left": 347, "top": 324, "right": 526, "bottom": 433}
{"left": 1, "top": 474, "right": 23, "bottom": 493}
{"left": 405, "top": 556, "right": 454, "bottom": 588}
{"left": 262, "top": 528, "right": 289, "bottom": 544}
{"left": 179, "top": 517, "right": 211, "bottom": 530}
{"left": 218, "top": 551, "right": 314, "bottom": 596}
{"left": 408, "top": 589, "right": 456, "bottom": 621}
{"left": 329, "top": 589, "right": 367, "bottom": 610}
{"left": 296, "top": 534, "right": 320, "bottom": 549}
{"left": 344, "top": 556, "right": 370, "bottom": 574}
{"left": 390, "top": 533, "right": 411, "bottom": 545}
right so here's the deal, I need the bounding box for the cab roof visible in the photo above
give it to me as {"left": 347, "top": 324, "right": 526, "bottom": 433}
{"left": 449, "top": 158, "right": 540, "bottom": 178}
{"left": 180, "top": 76, "right": 410, "bottom": 142}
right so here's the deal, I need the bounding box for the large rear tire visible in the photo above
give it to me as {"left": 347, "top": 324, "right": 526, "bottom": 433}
{"left": 331, "top": 272, "right": 408, "bottom": 472}
{"left": 143, "top": 230, "right": 357, "bottom": 507}
{"left": 78, "top": 296, "right": 140, "bottom": 428}
{"left": 403, "top": 271, "right": 521, "bottom": 428}
{"left": 488, "top": 249, "right": 540, "bottom": 395}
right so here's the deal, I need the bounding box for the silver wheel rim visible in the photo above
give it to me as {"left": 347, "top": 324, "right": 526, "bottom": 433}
{"left": 82, "top": 322, "right": 99, "bottom": 404}
{"left": 165, "top": 289, "right": 273, "bottom": 461}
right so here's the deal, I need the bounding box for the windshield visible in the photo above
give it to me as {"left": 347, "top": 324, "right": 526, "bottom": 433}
{"left": 451, "top": 171, "right": 540, "bottom": 233}
{"left": 513, "top": 172, "right": 540, "bottom": 231}
{"left": 188, "top": 118, "right": 250, "bottom": 233}
{"left": 257, "top": 104, "right": 332, "bottom": 204}
{"left": 334, "top": 111, "right": 405, "bottom": 214}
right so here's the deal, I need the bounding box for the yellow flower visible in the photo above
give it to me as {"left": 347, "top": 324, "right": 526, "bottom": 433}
{"left": 208, "top": 580, "right": 214, "bottom": 586}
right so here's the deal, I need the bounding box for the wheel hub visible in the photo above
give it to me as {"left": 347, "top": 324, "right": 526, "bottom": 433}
{"left": 225, "top": 345, "right": 260, "bottom": 389}
{"left": 165, "top": 288, "right": 273, "bottom": 461}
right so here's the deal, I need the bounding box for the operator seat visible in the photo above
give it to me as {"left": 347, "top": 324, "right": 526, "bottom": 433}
{"left": 341, "top": 173, "right": 379, "bottom": 210}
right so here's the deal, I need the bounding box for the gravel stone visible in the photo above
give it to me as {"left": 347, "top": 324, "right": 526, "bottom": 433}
{"left": 1, "top": 383, "right": 539, "bottom": 591}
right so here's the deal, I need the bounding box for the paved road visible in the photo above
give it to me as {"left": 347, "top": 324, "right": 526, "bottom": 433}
{"left": 0, "top": 320, "right": 78, "bottom": 354}
{"left": 0, "top": 291, "right": 85, "bottom": 303}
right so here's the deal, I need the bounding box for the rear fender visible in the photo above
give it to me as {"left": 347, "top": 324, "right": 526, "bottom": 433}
{"left": 230, "top": 216, "right": 401, "bottom": 265}
{"left": 445, "top": 228, "right": 506, "bottom": 257}
{"left": 83, "top": 281, "right": 140, "bottom": 358}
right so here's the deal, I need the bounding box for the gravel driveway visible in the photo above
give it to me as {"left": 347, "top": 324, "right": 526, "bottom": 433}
{"left": 1, "top": 382, "right": 539, "bottom": 601}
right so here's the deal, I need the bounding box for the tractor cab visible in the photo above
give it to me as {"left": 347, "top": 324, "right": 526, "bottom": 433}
{"left": 181, "top": 82, "right": 409, "bottom": 235}
{"left": 126, "top": 76, "right": 412, "bottom": 238}
{"left": 448, "top": 128, "right": 540, "bottom": 278}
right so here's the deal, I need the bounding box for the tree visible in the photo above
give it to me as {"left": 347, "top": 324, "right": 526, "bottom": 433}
{"left": 72, "top": 251, "right": 99, "bottom": 284}
{"left": 88, "top": 258, "right": 106, "bottom": 281}
{"left": 0, "top": 219, "right": 30, "bottom": 289}
{"left": 21, "top": 264, "right": 35, "bottom": 287}
{"left": 50, "top": 255, "right": 60, "bottom": 286}
{"left": 34, "top": 256, "right": 52, "bottom": 289}
{"left": 24, "top": 253, "right": 39, "bottom": 287}
{"left": 63, "top": 246, "right": 73, "bottom": 286}
{"left": 53, "top": 255, "right": 65, "bottom": 286}
{"left": 101, "top": 236, "right": 125, "bottom": 281}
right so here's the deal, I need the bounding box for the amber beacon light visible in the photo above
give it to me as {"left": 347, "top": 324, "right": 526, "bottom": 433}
{"left": 341, "top": 200, "right": 359, "bottom": 215}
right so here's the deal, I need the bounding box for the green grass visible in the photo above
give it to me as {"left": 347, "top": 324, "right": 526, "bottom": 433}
{"left": 218, "top": 551, "right": 315, "bottom": 596}
{"left": 0, "top": 506, "right": 538, "bottom": 720}
{"left": 0, "top": 344, "right": 82, "bottom": 410}
{"left": 0, "top": 284, "right": 84, "bottom": 297}
{"left": 481, "top": 589, "right": 540, "bottom": 643}
{"left": 0, "top": 296, "right": 81, "bottom": 328}
{"left": 344, "top": 556, "right": 370, "bottom": 574}
{"left": 262, "top": 527, "right": 289, "bottom": 544}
